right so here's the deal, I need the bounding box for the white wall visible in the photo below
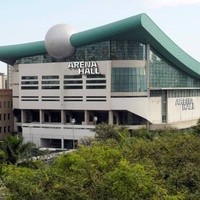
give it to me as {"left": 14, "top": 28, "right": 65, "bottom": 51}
{"left": 168, "top": 97, "right": 200, "bottom": 123}
{"left": 22, "top": 123, "right": 96, "bottom": 147}
{"left": 16, "top": 61, "right": 111, "bottom": 110}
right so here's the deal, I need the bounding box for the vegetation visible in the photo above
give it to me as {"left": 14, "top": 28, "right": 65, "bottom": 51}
{"left": 0, "top": 123, "right": 200, "bottom": 199}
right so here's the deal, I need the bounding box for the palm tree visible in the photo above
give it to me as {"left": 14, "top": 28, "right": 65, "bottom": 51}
{"left": 1, "top": 135, "right": 33, "bottom": 165}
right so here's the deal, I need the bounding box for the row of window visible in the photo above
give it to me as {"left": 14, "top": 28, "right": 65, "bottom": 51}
{"left": 21, "top": 74, "right": 106, "bottom": 81}
{"left": 21, "top": 67, "right": 148, "bottom": 92}
{"left": 0, "top": 113, "right": 11, "bottom": 121}
{"left": 21, "top": 96, "right": 107, "bottom": 102}
{"left": 21, "top": 85, "right": 107, "bottom": 90}
{"left": 0, "top": 126, "right": 11, "bottom": 134}
{"left": 150, "top": 89, "right": 200, "bottom": 97}
{"left": 0, "top": 101, "right": 12, "bottom": 108}
{"left": 149, "top": 48, "right": 200, "bottom": 88}
{"left": 16, "top": 41, "right": 147, "bottom": 64}
{"left": 21, "top": 74, "right": 107, "bottom": 90}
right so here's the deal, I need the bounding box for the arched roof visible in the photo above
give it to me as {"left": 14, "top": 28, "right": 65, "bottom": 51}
{"left": 1, "top": 13, "right": 200, "bottom": 78}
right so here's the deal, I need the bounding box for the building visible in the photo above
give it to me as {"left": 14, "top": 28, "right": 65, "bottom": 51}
{"left": 0, "top": 89, "right": 14, "bottom": 140}
{"left": 0, "top": 13, "right": 200, "bottom": 148}
{"left": 0, "top": 73, "right": 7, "bottom": 89}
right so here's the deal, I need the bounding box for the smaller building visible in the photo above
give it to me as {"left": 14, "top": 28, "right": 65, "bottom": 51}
{"left": 0, "top": 89, "right": 14, "bottom": 140}
{"left": 0, "top": 73, "right": 7, "bottom": 89}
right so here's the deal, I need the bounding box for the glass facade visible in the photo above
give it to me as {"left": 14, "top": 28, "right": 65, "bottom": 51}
{"left": 16, "top": 41, "right": 146, "bottom": 64}
{"left": 149, "top": 48, "right": 200, "bottom": 88}
{"left": 118, "top": 111, "right": 146, "bottom": 125}
{"left": 111, "top": 67, "right": 147, "bottom": 92}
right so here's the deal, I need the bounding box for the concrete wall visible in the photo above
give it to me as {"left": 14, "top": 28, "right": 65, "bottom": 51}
{"left": 168, "top": 97, "right": 200, "bottom": 123}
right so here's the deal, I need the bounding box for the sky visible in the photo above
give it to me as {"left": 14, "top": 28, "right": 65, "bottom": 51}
{"left": 1, "top": 0, "right": 200, "bottom": 74}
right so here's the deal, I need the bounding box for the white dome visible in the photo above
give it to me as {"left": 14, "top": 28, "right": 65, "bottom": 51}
{"left": 45, "top": 24, "right": 76, "bottom": 59}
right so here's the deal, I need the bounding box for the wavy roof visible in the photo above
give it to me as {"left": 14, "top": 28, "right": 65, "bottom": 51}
{"left": 1, "top": 13, "right": 200, "bottom": 78}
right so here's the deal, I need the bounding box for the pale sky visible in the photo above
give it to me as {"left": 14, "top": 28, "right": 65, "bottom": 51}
{"left": 1, "top": 0, "right": 200, "bottom": 74}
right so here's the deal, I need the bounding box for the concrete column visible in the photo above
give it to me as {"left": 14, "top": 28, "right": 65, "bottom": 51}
{"left": 61, "top": 110, "right": 66, "bottom": 124}
{"left": 84, "top": 110, "right": 89, "bottom": 125}
{"left": 40, "top": 110, "right": 43, "bottom": 124}
{"left": 21, "top": 110, "right": 26, "bottom": 123}
{"left": 61, "top": 138, "right": 64, "bottom": 149}
{"left": 109, "top": 110, "right": 113, "bottom": 124}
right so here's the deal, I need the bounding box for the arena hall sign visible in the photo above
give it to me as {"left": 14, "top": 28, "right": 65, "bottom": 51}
{"left": 68, "top": 61, "right": 100, "bottom": 75}
{"left": 175, "top": 98, "right": 195, "bottom": 110}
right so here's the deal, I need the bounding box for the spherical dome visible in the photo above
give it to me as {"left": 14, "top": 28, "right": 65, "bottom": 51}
{"left": 45, "top": 24, "right": 76, "bottom": 59}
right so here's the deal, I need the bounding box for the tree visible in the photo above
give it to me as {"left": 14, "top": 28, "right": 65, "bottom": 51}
{"left": 91, "top": 123, "right": 130, "bottom": 144}
{"left": 1, "top": 135, "right": 33, "bottom": 165}
{"left": 2, "top": 126, "right": 200, "bottom": 199}
{"left": 191, "top": 118, "right": 200, "bottom": 135}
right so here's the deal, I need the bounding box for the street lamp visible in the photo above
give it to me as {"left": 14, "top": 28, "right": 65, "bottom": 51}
{"left": 71, "top": 118, "right": 75, "bottom": 149}
{"left": 94, "top": 116, "right": 98, "bottom": 126}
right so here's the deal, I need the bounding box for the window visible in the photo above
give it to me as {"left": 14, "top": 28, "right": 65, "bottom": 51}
{"left": 149, "top": 48, "right": 200, "bottom": 88}
{"left": 64, "top": 80, "right": 82, "bottom": 84}
{"left": 86, "top": 85, "right": 106, "bottom": 89}
{"left": 21, "top": 81, "right": 38, "bottom": 85}
{"left": 86, "top": 80, "right": 106, "bottom": 84}
{"left": 42, "top": 81, "right": 60, "bottom": 84}
{"left": 87, "top": 74, "right": 106, "bottom": 78}
{"left": 64, "top": 86, "right": 82, "bottom": 89}
{"left": 22, "top": 76, "right": 38, "bottom": 80}
{"left": 42, "top": 75, "right": 59, "bottom": 79}
{"left": 111, "top": 67, "right": 147, "bottom": 92}
{"left": 64, "top": 75, "right": 82, "bottom": 79}
{"left": 42, "top": 86, "right": 60, "bottom": 89}
{"left": 21, "top": 86, "right": 38, "bottom": 90}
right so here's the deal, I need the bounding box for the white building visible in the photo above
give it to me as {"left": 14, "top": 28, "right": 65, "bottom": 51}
{"left": 0, "top": 73, "right": 7, "bottom": 89}
{"left": 1, "top": 13, "right": 200, "bottom": 149}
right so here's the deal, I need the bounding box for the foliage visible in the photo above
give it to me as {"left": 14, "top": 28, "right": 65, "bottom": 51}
{"left": 91, "top": 123, "right": 129, "bottom": 143}
{"left": 1, "top": 123, "right": 200, "bottom": 199}
{"left": 0, "top": 135, "right": 34, "bottom": 165}
{"left": 191, "top": 118, "right": 200, "bottom": 135}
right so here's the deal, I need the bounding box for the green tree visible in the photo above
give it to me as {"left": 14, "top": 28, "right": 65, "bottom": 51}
{"left": 1, "top": 135, "right": 33, "bottom": 165}
{"left": 191, "top": 118, "right": 200, "bottom": 135}
{"left": 2, "top": 126, "right": 200, "bottom": 199}
{"left": 101, "top": 160, "right": 156, "bottom": 200}
{"left": 92, "top": 123, "right": 130, "bottom": 144}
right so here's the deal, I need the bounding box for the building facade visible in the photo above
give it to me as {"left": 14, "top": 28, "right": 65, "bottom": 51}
{"left": 1, "top": 13, "right": 200, "bottom": 148}
{"left": 0, "top": 73, "right": 7, "bottom": 89}
{"left": 0, "top": 89, "right": 14, "bottom": 140}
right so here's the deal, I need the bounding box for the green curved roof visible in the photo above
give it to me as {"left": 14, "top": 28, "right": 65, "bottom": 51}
{"left": 1, "top": 13, "right": 200, "bottom": 79}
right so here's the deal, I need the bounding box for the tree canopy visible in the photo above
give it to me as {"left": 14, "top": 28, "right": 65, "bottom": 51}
{"left": 1, "top": 125, "right": 200, "bottom": 199}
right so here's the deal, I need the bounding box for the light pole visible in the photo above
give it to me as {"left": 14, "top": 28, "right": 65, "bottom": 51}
{"left": 71, "top": 118, "right": 75, "bottom": 149}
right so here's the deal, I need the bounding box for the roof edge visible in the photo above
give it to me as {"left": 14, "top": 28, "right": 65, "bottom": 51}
{"left": 70, "top": 13, "right": 143, "bottom": 47}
